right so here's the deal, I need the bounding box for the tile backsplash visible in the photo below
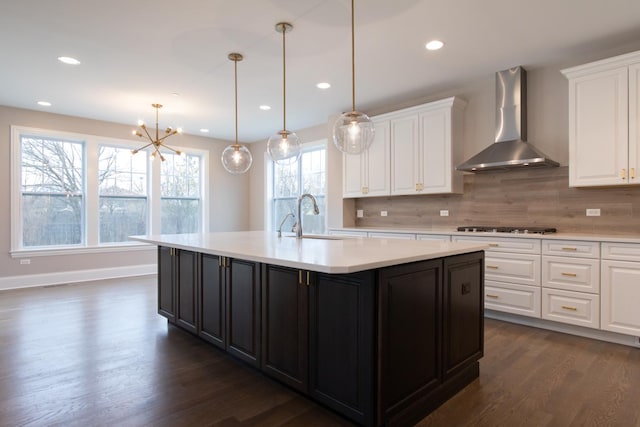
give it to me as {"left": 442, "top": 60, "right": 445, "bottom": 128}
{"left": 354, "top": 167, "right": 640, "bottom": 235}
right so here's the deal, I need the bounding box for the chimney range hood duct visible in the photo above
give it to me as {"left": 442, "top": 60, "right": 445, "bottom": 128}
{"left": 456, "top": 66, "right": 559, "bottom": 172}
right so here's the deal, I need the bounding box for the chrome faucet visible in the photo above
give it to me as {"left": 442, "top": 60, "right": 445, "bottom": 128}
{"left": 277, "top": 212, "right": 295, "bottom": 238}
{"left": 296, "top": 193, "right": 320, "bottom": 238}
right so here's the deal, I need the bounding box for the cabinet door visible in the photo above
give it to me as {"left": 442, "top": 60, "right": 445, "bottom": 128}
{"left": 157, "top": 246, "right": 176, "bottom": 322}
{"left": 366, "top": 120, "right": 391, "bottom": 196}
{"left": 309, "top": 270, "right": 375, "bottom": 427}
{"left": 175, "top": 249, "right": 198, "bottom": 334}
{"left": 568, "top": 66, "right": 629, "bottom": 186}
{"left": 391, "top": 114, "right": 420, "bottom": 195}
{"left": 378, "top": 259, "right": 442, "bottom": 421}
{"left": 601, "top": 260, "right": 640, "bottom": 336}
{"left": 226, "top": 258, "right": 261, "bottom": 367}
{"left": 420, "top": 107, "right": 450, "bottom": 193}
{"left": 630, "top": 62, "right": 640, "bottom": 183}
{"left": 200, "top": 254, "right": 226, "bottom": 349}
{"left": 343, "top": 149, "right": 365, "bottom": 197}
{"left": 261, "top": 265, "right": 308, "bottom": 392}
{"left": 443, "top": 252, "right": 484, "bottom": 380}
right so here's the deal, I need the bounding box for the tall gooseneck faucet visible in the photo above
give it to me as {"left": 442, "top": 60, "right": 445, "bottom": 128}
{"left": 297, "top": 193, "right": 320, "bottom": 238}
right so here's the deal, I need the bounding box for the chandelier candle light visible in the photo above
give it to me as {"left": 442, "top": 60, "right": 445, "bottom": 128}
{"left": 332, "top": 0, "right": 375, "bottom": 155}
{"left": 266, "top": 22, "right": 301, "bottom": 165}
{"left": 131, "top": 103, "right": 182, "bottom": 162}
{"left": 221, "top": 53, "right": 253, "bottom": 174}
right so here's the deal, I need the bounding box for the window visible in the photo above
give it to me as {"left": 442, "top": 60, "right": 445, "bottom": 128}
{"left": 272, "top": 143, "right": 326, "bottom": 234}
{"left": 11, "top": 126, "right": 208, "bottom": 254}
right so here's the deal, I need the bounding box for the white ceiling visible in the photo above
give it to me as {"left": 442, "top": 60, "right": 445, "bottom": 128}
{"left": 2, "top": 0, "right": 640, "bottom": 142}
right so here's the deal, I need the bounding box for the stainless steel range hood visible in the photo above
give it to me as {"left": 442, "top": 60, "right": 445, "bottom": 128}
{"left": 456, "top": 66, "right": 559, "bottom": 172}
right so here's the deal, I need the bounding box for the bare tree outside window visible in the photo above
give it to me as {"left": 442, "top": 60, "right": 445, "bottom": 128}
{"left": 20, "top": 136, "right": 84, "bottom": 247}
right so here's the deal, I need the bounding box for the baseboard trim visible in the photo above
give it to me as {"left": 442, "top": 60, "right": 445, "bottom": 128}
{"left": 0, "top": 264, "right": 157, "bottom": 291}
{"left": 485, "top": 310, "right": 640, "bottom": 348}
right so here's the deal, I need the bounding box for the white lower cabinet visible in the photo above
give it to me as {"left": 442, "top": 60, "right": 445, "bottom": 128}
{"left": 601, "top": 258, "right": 640, "bottom": 336}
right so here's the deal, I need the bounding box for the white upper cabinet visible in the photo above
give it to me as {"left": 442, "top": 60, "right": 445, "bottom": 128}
{"left": 342, "top": 119, "right": 390, "bottom": 198}
{"left": 343, "top": 96, "right": 465, "bottom": 198}
{"left": 562, "top": 51, "right": 640, "bottom": 187}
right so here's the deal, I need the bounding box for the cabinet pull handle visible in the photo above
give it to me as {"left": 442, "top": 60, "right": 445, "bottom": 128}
{"left": 561, "top": 272, "right": 577, "bottom": 277}
{"left": 486, "top": 265, "right": 499, "bottom": 269}
{"left": 622, "top": 168, "right": 627, "bottom": 180}
{"left": 488, "top": 243, "right": 499, "bottom": 247}
{"left": 486, "top": 294, "right": 499, "bottom": 299}
{"left": 632, "top": 168, "right": 636, "bottom": 179}
{"left": 306, "top": 271, "right": 311, "bottom": 287}
{"left": 561, "top": 247, "right": 578, "bottom": 251}
{"left": 561, "top": 305, "right": 578, "bottom": 311}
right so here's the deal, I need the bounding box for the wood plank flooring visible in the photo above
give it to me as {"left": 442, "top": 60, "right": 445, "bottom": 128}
{"left": 1, "top": 277, "right": 639, "bottom": 426}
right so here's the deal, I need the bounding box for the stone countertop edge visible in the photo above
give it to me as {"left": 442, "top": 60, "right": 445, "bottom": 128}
{"left": 130, "top": 231, "right": 488, "bottom": 275}
{"left": 333, "top": 227, "right": 640, "bottom": 244}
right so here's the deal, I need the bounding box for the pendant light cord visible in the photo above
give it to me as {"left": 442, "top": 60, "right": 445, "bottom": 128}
{"left": 350, "top": 0, "right": 356, "bottom": 113}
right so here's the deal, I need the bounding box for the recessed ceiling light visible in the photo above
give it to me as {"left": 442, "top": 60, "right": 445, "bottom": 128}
{"left": 425, "top": 40, "right": 444, "bottom": 51}
{"left": 317, "top": 82, "right": 331, "bottom": 89}
{"left": 37, "top": 101, "right": 52, "bottom": 106}
{"left": 200, "top": 128, "right": 209, "bottom": 133}
{"left": 57, "top": 56, "right": 81, "bottom": 65}
{"left": 259, "top": 105, "right": 271, "bottom": 111}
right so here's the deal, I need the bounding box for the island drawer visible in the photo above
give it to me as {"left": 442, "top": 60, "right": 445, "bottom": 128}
{"left": 542, "top": 256, "right": 600, "bottom": 293}
{"left": 485, "top": 281, "right": 541, "bottom": 318}
{"left": 542, "top": 288, "right": 600, "bottom": 329}
{"left": 452, "top": 235, "right": 540, "bottom": 254}
{"left": 542, "top": 240, "right": 600, "bottom": 258}
{"left": 485, "top": 253, "right": 540, "bottom": 286}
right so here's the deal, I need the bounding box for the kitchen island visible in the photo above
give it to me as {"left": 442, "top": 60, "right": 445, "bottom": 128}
{"left": 131, "top": 231, "right": 486, "bottom": 426}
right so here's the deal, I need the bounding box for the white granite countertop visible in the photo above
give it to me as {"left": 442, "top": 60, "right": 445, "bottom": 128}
{"left": 130, "top": 231, "right": 487, "bottom": 274}
{"left": 332, "top": 227, "right": 640, "bottom": 244}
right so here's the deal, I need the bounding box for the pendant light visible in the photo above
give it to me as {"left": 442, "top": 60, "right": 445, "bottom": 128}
{"left": 221, "top": 53, "right": 253, "bottom": 174}
{"left": 267, "top": 22, "right": 301, "bottom": 165}
{"left": 332, "top": 0, "right": 375, "bottom": 155}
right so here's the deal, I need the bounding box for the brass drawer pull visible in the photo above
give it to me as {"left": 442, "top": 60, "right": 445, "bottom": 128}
{"left": 486, "top": 265, "right": 499, "bottom": 269}
{"left": 486, "top": 294, "right": 499, "bottom": 299}
{"left": 561, "top": 305, "right": 578, "bottom": 311}
{"left": 561, "top": 272, "right": 577, "bottom": 277}
{"left": 561, "top": 247, "right": 578, "bottom": 251}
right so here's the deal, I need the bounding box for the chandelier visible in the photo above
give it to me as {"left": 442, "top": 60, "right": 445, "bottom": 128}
{"left": 131, "top": 103, "right": 182, "bottom": 161}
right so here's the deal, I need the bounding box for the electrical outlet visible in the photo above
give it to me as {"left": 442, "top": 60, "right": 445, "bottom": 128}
{"left": 356, "top": 209, "right": 364, "bottom": 218}
{"left": 586, "top": 208, "right": 601, "bottom": 217}
{"left": 440, "top": 210, "right": 449, "bottom": 217}
{"left": 20, "top": 259, "right": 31, "bottom": 265}
{"left": 380, "top": 211, "right": 388, "bottom": 217}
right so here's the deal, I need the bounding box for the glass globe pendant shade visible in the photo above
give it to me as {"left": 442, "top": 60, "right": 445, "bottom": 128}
{"left": 267, "top": 130, "right": 301, "bottom": 165}
{"left": 332, "top": 111, "right": 375, "bottom": 154}
{"left": 221, "top": 144, "right": 253, "bottom": 174}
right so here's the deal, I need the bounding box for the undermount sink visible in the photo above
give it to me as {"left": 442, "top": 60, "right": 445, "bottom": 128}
{"left": 285, "top": 234, "right": 345, "bottom": 240}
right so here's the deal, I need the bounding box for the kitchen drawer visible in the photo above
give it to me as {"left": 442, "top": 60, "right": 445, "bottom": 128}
{"left": 542, "top": 256, "right": 600, "bottom": 293}
{"left": 542, "top": 240, "right": 600, "bottom": 258}
{"left": 452, "top": 235, "right": 540, "bottom": 254}
{"left": 485, "top": 253, "right": 540, "bottom": 286}
{"left": 367, "top": 232, "right": 416, "bottom": 240}
{"left": 602, "top": 242, "right": 640, "bottom": 262}
{"left": 416, "top": 234, "right": 451, "bottom": 242}
{"left": 542, "top": 288, "right": 600, "bottom": 329}
{"left": 484, "top": 281, "right": 541, "bottom": 318}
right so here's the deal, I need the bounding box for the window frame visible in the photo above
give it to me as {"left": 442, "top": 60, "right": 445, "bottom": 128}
{"left": 10, "top": 125, "right": 209, "bottom": 257}
{"left": 268, "top": 139, "right": 327, "bottom": 233}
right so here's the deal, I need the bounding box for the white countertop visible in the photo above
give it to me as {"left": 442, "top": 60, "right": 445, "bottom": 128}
{"left": 333, "top": 227, "right": 640, "bottom": 244}
{"left": 130, "top": 231, "right": 487, "bottom": 274}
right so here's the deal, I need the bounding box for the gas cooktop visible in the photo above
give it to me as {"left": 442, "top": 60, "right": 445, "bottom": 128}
{"left": 457, "top": 226, "right": 557, "bottom": 235}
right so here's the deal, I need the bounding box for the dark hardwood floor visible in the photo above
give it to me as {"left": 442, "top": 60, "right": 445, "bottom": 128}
{"left": 1, "top": 277, "right": 639, "bottom": 427}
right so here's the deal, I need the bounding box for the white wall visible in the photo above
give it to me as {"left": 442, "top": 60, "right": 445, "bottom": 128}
{"left": 0, "top": 106, "right": 249, "bottom": 286}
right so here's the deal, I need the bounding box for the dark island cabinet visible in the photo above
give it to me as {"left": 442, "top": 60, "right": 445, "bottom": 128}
{"left": 157, "top": 246, "right": 197, "bottom": 331}
{"left": 199, "top": 254, "right": 226, "bottom": 349}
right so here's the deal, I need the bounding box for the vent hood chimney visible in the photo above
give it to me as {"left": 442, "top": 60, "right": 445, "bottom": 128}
{"left": 456, "top": 66, "right": 559, "bottom": 172}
